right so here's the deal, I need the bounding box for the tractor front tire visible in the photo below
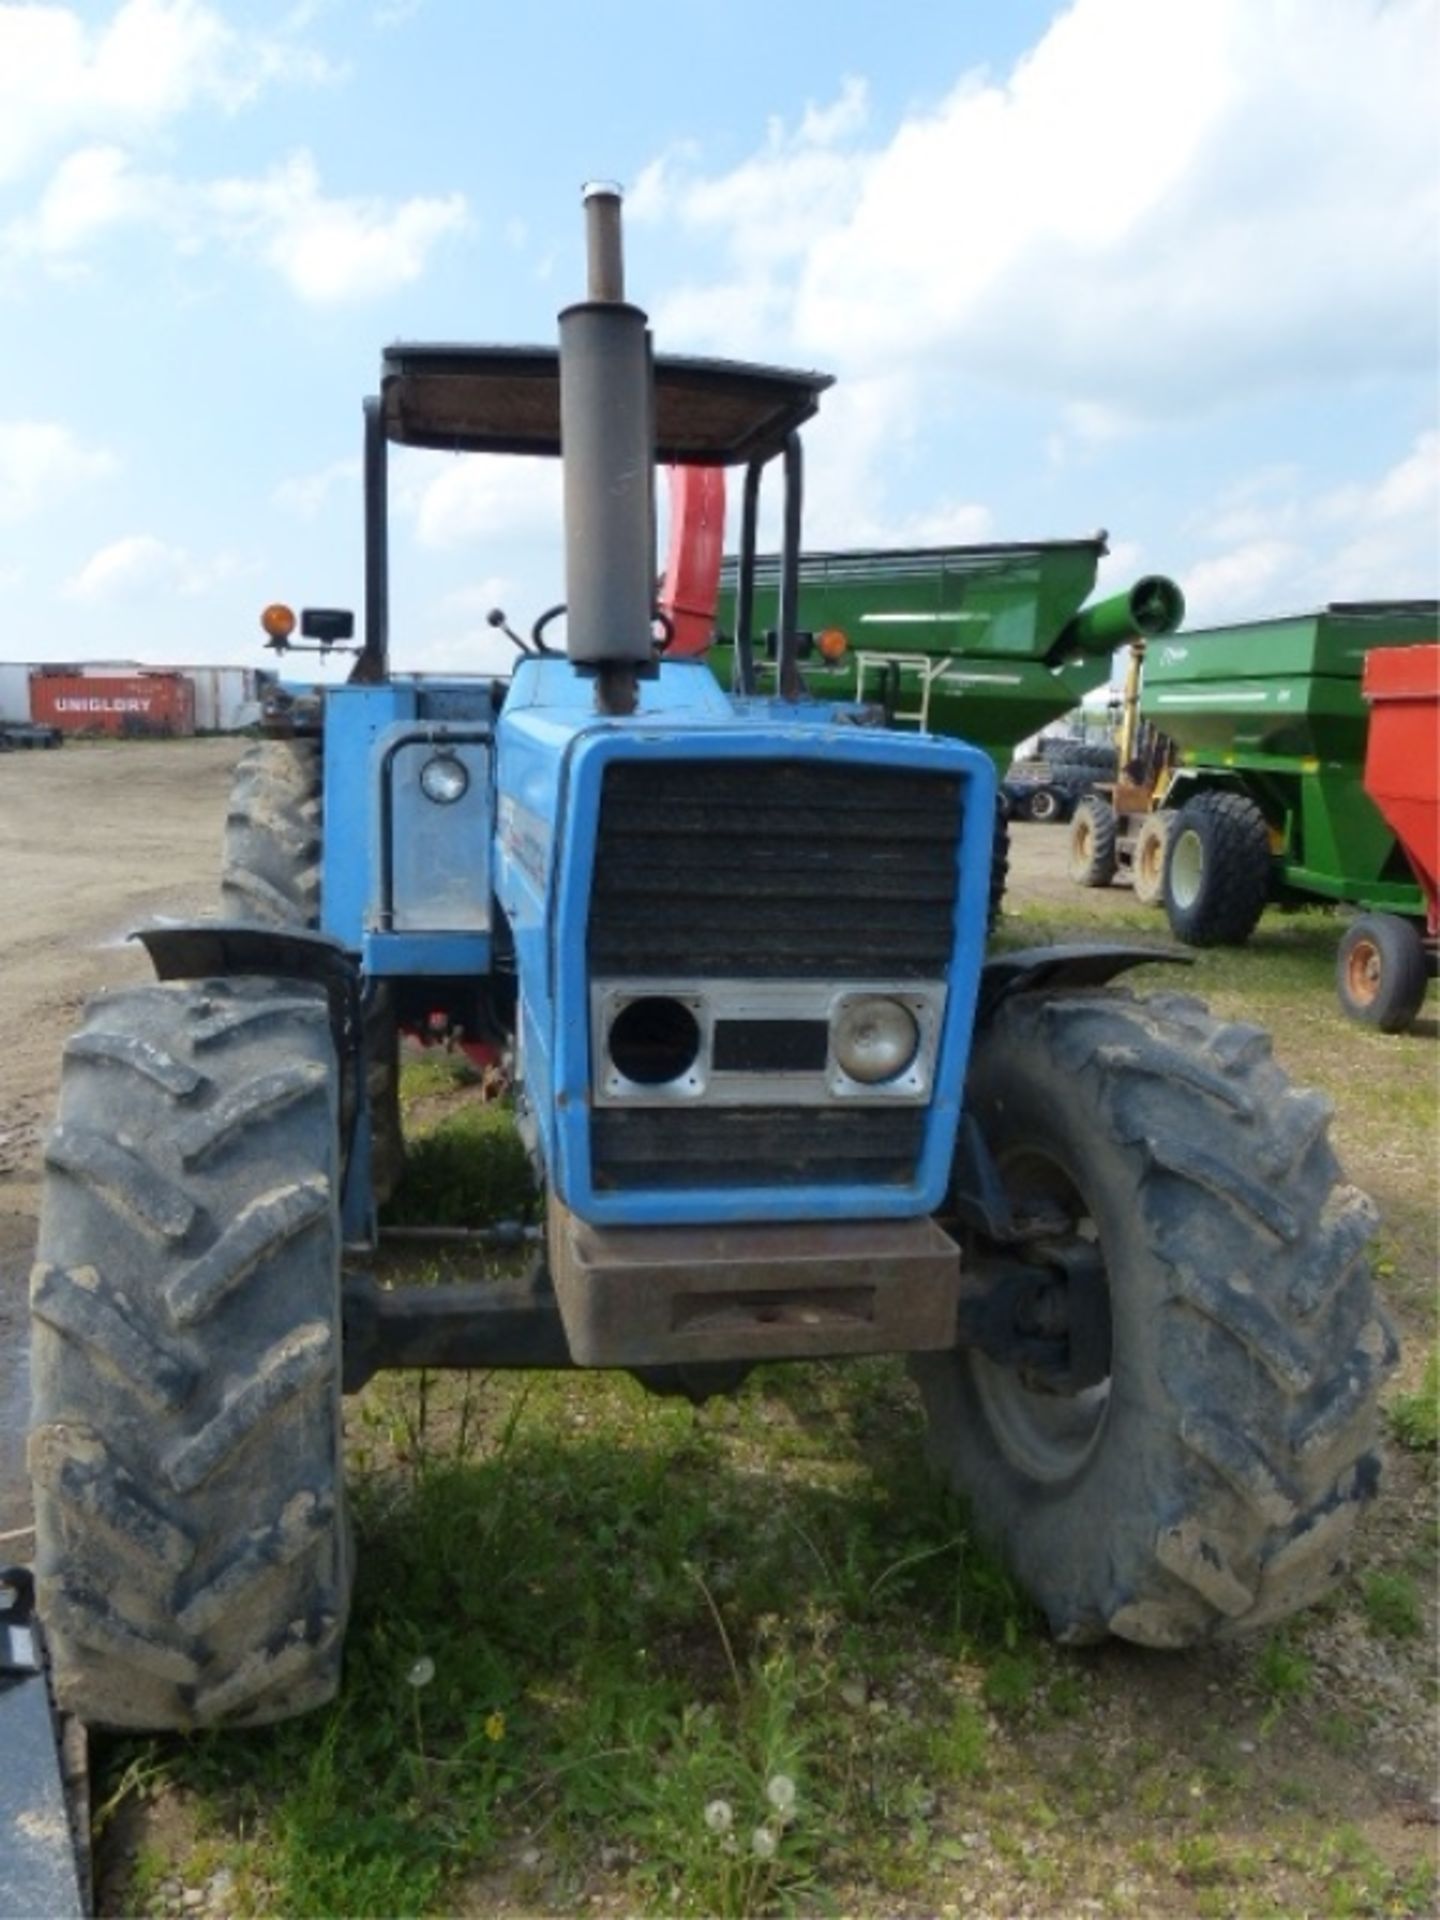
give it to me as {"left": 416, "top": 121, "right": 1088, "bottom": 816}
{"left": 1163, "top": 790, "right": 1272, "bottom": 946}
{"left": 1131, "top": 810, "right": 1174, "bottom": 907}
{"left": 29, "top": 977, "right": 351, "bottom": 1730}
{"left": 1068, "top": 795, "right": 1117, "bottom": 887}
{"left": 988, "top": 804, "right": 1010, "bottom": 931}
{"left": 221, "top": 737, "right": 404, "bottom": 1203}
{"left": 1336, "top": 914, "right": 1429, "bottom": 1033}
{"left": 911, "top": 988, "right": 1395, "bottom": 1648}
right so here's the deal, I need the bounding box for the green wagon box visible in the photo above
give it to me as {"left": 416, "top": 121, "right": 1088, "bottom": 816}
{"left": 1143, "top": 600, "right": 1438, "bottom": 927}
{"left": 710, "top": 539, "right": 1182, "bottom": 769}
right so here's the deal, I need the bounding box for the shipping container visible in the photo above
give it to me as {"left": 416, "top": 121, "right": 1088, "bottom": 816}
{"left": 181, "top": 665, "right": 264, "bottom": 732}
{"left": 0, "top": 662, "right": 30, "bottom": 723}
{"left": 29, "top": 671, "right": 196, "bottom": 738}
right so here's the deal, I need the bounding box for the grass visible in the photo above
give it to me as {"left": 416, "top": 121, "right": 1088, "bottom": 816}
{"left": 1388, "top": 1344, "right": 1440, "bottom": 1455}
{"left": 100, "top": 1360, "right": 1042, "bottom": 1916}
{"left": 1360, "top": 1571, "right": 1424, "bottom": 1640}
{"left": 382, "top": 1055, "right": 535, "bottom": 1228}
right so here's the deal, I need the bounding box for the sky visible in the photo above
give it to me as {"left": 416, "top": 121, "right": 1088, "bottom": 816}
{"left": 0, "top": 0, "right": 1436, "bottom": 680}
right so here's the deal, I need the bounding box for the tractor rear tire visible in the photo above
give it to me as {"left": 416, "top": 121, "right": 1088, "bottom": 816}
{"left": 221, "top": 738, "right": 404, "bottom": 1203}
{"left": 1068, "top": 796, "right": 1117, "bottom": 887}
{"left": 29, "top": 977, "right": 351, "bottom": 1730}
{"left": 911, "top": 988, "right": 1395, "bottom": 1648}
{"left": 1163, "top": 790, "right": 1272, "bottom": 946}
{"left": 1131, "top": 810, "right": 1174, "bottom": 907}
{"left": 1336, "top": 914, "right": 1429, "bottom": 1033}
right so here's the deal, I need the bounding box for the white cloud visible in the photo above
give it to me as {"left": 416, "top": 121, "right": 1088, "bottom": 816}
{"left": 63, "top": 533, "right": 247, "bottom": 601}
{"left": 0, "top": 0, "right": 332, "bottom": 187}
{"left": 1181, "top": 538, "right": 1302, "bottom": 620}
{"left": 0, "top": 420, "right": 118, "bottom": 520}
{"left": 408, "top": 454, "right": 561, "bottom": 550}
{"left": 273, "top": 457, "right": 361, "bottom": 519}
{"left": 637, "top": 0, "right": 1439, "bottom": 419}
{"left": 1181, "top": 430, "right": 1439, "bottom": 622}
{"left": 9, "top": 146, "right": 469, "bottom": 301}
{"left": 439, "top": 578, "right": 517, "bottom": 620}
{"left": 211, "top": 152, "right": 467, "bottom": 302}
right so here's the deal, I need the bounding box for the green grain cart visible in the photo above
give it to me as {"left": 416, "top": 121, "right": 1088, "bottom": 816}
{"left": 1134, "top": 601, "right": 1438, "bottom": 945}
{"left": 709, "top": 539, "right": 1183, "bottom": 768}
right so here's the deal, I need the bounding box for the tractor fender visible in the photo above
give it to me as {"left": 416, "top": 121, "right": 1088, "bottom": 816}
{"left": 133, "top": 921, "right": 361, "bottom": 1065}
{"left": 977, "top": 942, "right": 1189, "bottom": 1027}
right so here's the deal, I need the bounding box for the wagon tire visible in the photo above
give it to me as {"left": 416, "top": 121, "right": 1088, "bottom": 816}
{"left": 1027, "top": 785, "right": 1063, "bottom": 825}
{"left": 911, "top": 988, "right": 1395, "bottom": 1648}
{"left": 29, "top": 976, "right": 351, "bottom": 1730}
{"left": 1163, "top": 790, "right": 1271, "bottom": 946}
{"left": 1131, "top": 810, "right": 1174, "bottom": 907}
{"left": 1336, "top": 914, "right": 1428, "bottom": 1033}
{"left": 221, "top": 737, "right": 404, "bottom": 1201}
{"left": 1068, "top": 795, "right": 1117, "bottom": 887}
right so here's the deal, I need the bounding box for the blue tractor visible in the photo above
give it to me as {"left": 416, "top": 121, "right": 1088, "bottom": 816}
{"left": 28, "top": 188, "right": 1395, "bottom": 1731}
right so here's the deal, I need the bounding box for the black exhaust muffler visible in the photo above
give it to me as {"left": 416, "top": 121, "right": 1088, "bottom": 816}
{"left": 558, "top": 183, "right": 656, "bottom": 709}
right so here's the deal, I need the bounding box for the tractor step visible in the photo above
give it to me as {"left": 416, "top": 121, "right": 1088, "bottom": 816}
{"left": 547, "top": 1201, "right": 960, "bottom": 1367}
{"left": 0, "top": 1567, "right": 90, "bottom": 1919}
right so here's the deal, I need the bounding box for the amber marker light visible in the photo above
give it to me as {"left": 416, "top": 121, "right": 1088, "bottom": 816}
{"left": 817, "top": 627, "right": 849, "bottom": 662}
{"left": 261, "top": 602, "right": 297, "bottom": 639}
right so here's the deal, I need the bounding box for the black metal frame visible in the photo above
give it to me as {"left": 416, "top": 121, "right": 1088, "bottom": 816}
{"left": 357, "top": 395, "right": 389, "bottom": 683}
{"left": 357, "top": 351, "right": 818, "bottom": 695}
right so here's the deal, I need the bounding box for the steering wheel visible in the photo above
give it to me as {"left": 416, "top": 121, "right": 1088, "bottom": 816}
{"left": 531, "top": 603, "right": 676, "bottom": 656}
{"left": 530, "top": 604, "right": 568, "bottom": 654}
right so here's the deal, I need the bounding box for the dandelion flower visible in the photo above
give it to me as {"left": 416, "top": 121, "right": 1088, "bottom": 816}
{"left": 765, "top": 1774, "right": 796, "bottom": 1817}
{"left": 406, "top": 1655, "right": 435, "bottom": 1688}
{"left": 484, "top": 1710, "right": 506, "bottom": 1742}
{"left": 751, "top": 1825, "right": 778, "bottom": 1861}
{"left": 703, "top": 1799, "right": 733, "bottom": 1835}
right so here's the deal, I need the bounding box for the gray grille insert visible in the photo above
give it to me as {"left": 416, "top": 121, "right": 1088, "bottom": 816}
{"left": 591, "top": 1106, "right": 927, "bottom": 1191}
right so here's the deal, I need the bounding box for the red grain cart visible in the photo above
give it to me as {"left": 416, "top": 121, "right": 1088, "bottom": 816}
{"left": 1335, "top": 643, "right": 1439, "bottom": 1030}
{"left": 29, "top": 672, "right": 195, "bottom": 739}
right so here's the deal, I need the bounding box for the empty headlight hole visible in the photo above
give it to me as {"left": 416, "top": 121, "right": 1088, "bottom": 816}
{"left": 608, "top": 996, "right": 702, "bottom": 1086}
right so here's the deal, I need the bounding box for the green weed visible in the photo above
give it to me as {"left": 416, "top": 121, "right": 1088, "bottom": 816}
{"left": 1387, "top": 1345, "right": 1439, "bottom": 1455}
{"left": 398, "top": 1051, "right": 482, "bottom": 1105}
{"left": 382, "top": 1099, "right": 535, "bottom": 1228}
{"left": 1361, "top": 1570, "right": 1424, "bottom": 1639}
{"left": 1254, "top": 1633, "right": 1312, "bottom": 1730}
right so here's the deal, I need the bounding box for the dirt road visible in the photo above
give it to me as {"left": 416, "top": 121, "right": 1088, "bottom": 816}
{"left": 0, "top": 738, "right": 241, "bottom": 1538}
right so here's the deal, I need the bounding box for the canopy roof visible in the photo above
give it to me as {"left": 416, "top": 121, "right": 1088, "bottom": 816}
{"left": 380, "top": 344, "right": 833, "bottom": 466}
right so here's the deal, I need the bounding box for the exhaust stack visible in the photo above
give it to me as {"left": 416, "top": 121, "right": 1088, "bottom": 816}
{"left": 559, "top": 183, "right": 655, "bottom": 708}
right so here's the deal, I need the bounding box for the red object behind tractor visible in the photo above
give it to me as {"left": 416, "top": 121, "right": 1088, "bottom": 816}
{"left": 29, "top": 671, "right": 195, "bottom": 739}
{"left": 1336, "top": 643, "right": 1439, "bottom": 1030}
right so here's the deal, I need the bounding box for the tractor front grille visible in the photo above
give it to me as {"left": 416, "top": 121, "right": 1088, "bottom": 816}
{"left": 586, "top": 757, "right": 963, "bottom": 1193}
{"left": 588, "top": 759, "right": 963, "bottom": 980}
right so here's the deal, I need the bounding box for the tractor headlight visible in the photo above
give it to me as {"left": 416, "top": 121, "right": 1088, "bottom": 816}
{"left": 419, "top": 752, "right": 469, "bottom": 805}
{"left": 832, "top": 996, "right": 920, "bottom": 1085}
